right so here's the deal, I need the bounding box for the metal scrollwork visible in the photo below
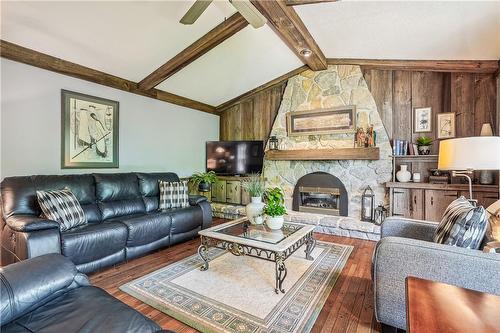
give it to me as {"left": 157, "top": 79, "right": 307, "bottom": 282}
{"left": 197, "top": 243, "right": 210, "bottom": 271}
{"left": 305, "top": 233, "right": 316, "bottom": 261}
{"left": 228, "top": 242, "right": 244, "bottom": 256}
{"left": 275, "top": 252, "right": 287, "bottom": 294}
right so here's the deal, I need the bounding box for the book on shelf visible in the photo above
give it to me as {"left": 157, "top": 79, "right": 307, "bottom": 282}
{"left": 392, "top": 140, "right": 421, "bottom": 156}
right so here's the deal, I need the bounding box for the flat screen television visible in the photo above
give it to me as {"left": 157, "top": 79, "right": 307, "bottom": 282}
{"left": 206, "top": 141, "right": 264, "bottom": 176}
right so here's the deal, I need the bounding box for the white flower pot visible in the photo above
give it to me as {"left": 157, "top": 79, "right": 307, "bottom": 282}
{"left": 396, "top": 164, "right": 412, "bottom": 183}
{"left": 266, "top": 215, "right": 284, "bottom": 230}
{"left": 246, "top": 197, "right": 265, "bottom": 225}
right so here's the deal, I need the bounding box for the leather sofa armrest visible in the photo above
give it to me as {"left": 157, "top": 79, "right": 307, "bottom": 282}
{"left": 6, "top": 215, "right": 59, "bottom": 232}
{"left": 0, "top": 253, "right": 85, "bottom": 325}
{"left": 188, "top": 195, "right": 208, "bottom": 206}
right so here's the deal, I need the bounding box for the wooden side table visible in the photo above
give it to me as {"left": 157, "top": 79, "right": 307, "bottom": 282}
{"left": 406, "top": 276, "right": 500, "bottom": 333}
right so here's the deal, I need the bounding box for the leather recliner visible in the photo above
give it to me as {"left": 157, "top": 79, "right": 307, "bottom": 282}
{"left": 0, "top": 172, "right": 212, "bottom": 273}
{"left": 0, "top": 253, "right": 172, "bottom": 333}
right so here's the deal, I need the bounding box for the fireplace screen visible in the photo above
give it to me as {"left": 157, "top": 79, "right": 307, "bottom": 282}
{"left": 298, "top": 186, "right": 340, "bottom": 216}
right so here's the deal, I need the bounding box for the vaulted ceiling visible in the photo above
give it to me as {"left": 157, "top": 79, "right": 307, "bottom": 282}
{"left": 1, "top": 1, "right": 499, "bottom": 108}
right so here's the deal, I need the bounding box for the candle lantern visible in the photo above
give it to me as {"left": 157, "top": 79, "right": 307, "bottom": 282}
{"left": 361, "top": 185, "right": 375, "bottom": 222}
{"left": 269, "top": 136, "right": 279, "bottom": 150}
{"left": 374, "top": 203, "right": 388, "bottom": 225}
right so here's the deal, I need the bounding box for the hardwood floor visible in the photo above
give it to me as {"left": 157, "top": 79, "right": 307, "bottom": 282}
{"left": 90, "top": 218, "right": 382, "bottom": 333}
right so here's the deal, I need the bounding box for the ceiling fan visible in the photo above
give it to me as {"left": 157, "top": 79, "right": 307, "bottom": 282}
{"left": 180, "top": 0, "right": 267, "bottom": 29}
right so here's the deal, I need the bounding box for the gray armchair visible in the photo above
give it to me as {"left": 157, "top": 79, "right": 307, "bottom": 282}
{"left": 372, "top": 216, "right": 500, "bottom": 331}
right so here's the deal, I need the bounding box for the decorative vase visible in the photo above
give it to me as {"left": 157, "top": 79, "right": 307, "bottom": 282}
{"left": 396, "top": 165, "right": 412, "bottom": 183}
{"left": 417, "top": 145, "right": 431, "bottom": 155}
{"left": 198, "top": 181, "right": 211, "bottom": 192}
{"left": 266, "top": 216, "right": 284, "bottom": 230}
{"left": 246, "top": 197, "right": 265, "bottom": 225}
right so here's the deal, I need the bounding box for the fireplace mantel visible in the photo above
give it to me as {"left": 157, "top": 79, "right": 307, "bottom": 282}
{"left": 265, "top": 147, "right": 380, "bottom": 161}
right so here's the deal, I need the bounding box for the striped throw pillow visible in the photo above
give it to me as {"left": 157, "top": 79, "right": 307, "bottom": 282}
{"left": 36, "top": 188, "right": 87, "bottom": 232}
{"left": 433, "top": 196, "right": 488, "bottom": 249}
{"left": 159, "top": 181, "right": 189, "bottom": 210}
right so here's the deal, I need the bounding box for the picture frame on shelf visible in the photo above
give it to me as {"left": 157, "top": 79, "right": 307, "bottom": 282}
{"left": 287, "top": 106, "right": 356, "bottom": 137}
{"left": 437, "top": 112, "right": 456, "bottom": 139}
{"left": 414, "top": 107, "right": 432, "bottom": 133}
{"left": 61, "top": 90, "right": 119, "bottom": 169}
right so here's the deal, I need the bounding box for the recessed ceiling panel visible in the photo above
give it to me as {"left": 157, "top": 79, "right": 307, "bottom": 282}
{"left": 1, "top": 1, "right": 237, "bottom": 82}
{"left": 295, "top": 1, "right": 500, "bottom": 60}
{"left": 157, "top": 24, "right": 303, "bottom": 106}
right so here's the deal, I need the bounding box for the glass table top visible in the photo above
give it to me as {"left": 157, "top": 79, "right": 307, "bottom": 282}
{"left": 215, "top": 221, "right": 304, "bottom": 244}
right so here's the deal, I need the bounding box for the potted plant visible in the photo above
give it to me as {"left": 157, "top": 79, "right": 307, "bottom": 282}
{"left": 263, "top": 187, "right": 286, "bottom": 230}
{"left": 190, "top": 171, "right": 217, "bottom": 192}
{"left": 416, "top": 136, "right": 433, "bottom": 155}
{"left": 242, "top": 173, "right": 265, "bottom": 225}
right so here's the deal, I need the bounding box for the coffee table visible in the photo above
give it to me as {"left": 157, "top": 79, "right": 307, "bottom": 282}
{"left": 197, "top": 217, "right": 316, "bottom": 294}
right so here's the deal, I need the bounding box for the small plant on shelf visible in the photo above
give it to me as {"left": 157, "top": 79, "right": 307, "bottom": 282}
{"left": 263, "top": 187, "right": 286, "bottom": 230}
{"left": 416, "top": 136, "right": 433, "bottom": 155}
{"left": 190, "top": 171, "right": 218, "bottom": 192}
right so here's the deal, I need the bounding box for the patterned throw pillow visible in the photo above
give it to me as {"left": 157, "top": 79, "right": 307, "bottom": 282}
{"left": 159, "top": 181, "right": 189, "bottom": 210}
{"left": 433, "top": 196, "right": 488, "bottom": 249}
{"left": 36, "top": 188, "right": 87, "bottom": 232}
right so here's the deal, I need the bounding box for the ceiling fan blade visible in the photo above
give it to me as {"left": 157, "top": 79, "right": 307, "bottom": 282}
{"left": 229, "top": 0, "right": 267, "bottom": 29}
{"left": 180, "top": 0, "right": 213, "bottom": 25}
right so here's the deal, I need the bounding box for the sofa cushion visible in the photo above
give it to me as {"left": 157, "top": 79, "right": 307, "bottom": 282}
{"left": 33, "top": 174, "right": 101, "bottom": 223}
{"left": 36, "top": 188, "right": 87, "bottom": 232}
{"left": 159, "top": 181, "right": 189, "bottom": 210}
{"left": 433, "top": 197, "right": 488, "bottom": 249}
{"left": 168, "top": 206, "right": 203, "bottom": 235}
{"left": 114, "top": 212, "right": 172, "bottom": 247}
{"left": 1, "top": 176, "right": 38, "bottom": 218}
{"left": 61, "top": 222, "right": 127, "bottom": 265}
{"left": 137, "top": 172, "right": 180, "bottom": 212}
{"left": 94, "top": 173, "right": 145, "bottom": 220}
{"left": 11, "top": 286, "right": 161, "bottom": 333}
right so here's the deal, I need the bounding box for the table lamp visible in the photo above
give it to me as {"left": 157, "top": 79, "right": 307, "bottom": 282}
{"left": 438, "top": 136, "right": 500, "bottom": 200}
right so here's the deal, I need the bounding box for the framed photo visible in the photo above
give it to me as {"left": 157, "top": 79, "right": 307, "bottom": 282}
{"left": 61, "top": 90, "right": 119, "bottom": 168}
{"left": 437, "top": 112, "right": 456, "bottom": 139}
{"left": 287, "top": 106, "right": 356, "bottom": 137}
{"left": 414, "top": 107, "right": 432, "bottom": 133}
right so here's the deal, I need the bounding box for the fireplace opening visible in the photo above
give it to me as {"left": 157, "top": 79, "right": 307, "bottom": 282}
{"left": 292, "top": 172, "right": 348, "bottom": 216}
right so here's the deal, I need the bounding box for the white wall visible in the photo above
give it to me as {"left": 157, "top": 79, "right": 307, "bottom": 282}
{"left": 0, "top": 59, "right": 219, "bottom": 179}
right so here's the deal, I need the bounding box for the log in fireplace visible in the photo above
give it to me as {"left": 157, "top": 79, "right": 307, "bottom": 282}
{"left": 292, "top": 172, "right": 348, "bottom": 216}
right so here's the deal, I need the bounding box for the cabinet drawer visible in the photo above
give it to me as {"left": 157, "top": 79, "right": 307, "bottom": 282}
{"left": 424, "top": 190, "right": 458, "bottom": 222}
{"left": 226, "top": 180, "right": 242, "bottom": 204}
{"left": 213, "top": 180, "right": 227, "bottom": 203}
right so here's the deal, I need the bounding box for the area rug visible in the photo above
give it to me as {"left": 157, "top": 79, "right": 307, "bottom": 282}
{"left": 120, "top": 241, "right": 352, "bottom": 333}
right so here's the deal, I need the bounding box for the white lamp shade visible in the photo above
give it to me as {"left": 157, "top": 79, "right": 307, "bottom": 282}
{"left": 438, "top": 136, "right": 500, "bottom": 171}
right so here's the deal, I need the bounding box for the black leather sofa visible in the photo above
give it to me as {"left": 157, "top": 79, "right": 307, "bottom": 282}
{"left": 0, "top": 253, "right": 171, "bottom": 333}
{"left": 0, "top": 172, "right": 212, "bottom": 273}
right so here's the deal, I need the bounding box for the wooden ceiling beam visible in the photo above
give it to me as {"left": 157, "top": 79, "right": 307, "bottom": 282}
{"left": 250, "top": 0, "right": 327, "bottom": 71}
{"left": 285, "top": 0, "right": 338, "bottom": 6}
{"left": 1, "top": 40, "right": 218, "bottom": 115}
{"left": 138, "top": 13, "right": 248, "bottom": 90}
{"left": 327, "top": 58, "right": 499, "bottom": 73}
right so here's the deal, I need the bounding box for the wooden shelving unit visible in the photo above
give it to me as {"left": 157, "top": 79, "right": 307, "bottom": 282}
{"left": 265, "top": 147, "right": 380, "bottom": 161}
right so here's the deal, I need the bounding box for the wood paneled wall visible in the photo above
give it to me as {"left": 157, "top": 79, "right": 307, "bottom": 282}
{"left": 363, "top": 69, "right": 498, "bottom": 154}
{"left": 219, "top": 68, "right": 498, "bottom": 151}
{"left": 219, "top": 83, "right": 286, "bottom": 141}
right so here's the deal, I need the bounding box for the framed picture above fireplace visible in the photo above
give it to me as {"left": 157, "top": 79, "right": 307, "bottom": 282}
{"left": 287, "top": 106, "right": 356, "bottom": 137}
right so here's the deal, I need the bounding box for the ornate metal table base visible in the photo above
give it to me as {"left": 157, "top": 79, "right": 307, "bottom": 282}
{"left": 197, "top": 244, "right": 209, "bottom": 271}
{"left": 197, "top": 230, "right": 316, "bottom": 294}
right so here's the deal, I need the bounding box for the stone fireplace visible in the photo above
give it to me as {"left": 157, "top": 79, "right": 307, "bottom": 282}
{"left": 292, "top": 172, "right": 348, "bottom": 216}
{"left": 262, "top": 65, "right": 393, "bottom": 240}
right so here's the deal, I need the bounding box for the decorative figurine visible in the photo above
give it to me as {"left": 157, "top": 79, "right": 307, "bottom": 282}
{"left": 366, "top": 125, "right": 376, "bottom": 147}
{"left": 355, "top": 128, "right": 366, "bottom": 148}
